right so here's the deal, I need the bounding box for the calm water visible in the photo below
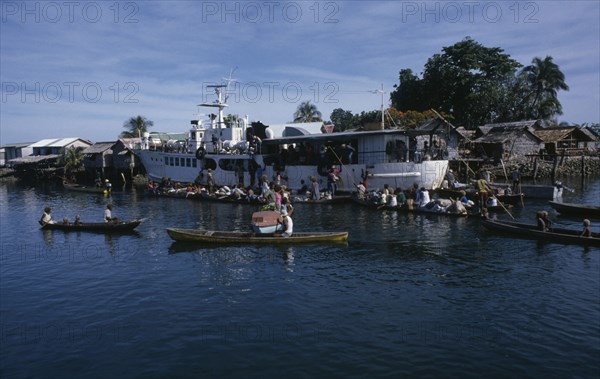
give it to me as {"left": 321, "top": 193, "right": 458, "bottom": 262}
{"left": 1, "top": 178, "right": 599, "bottom": 379}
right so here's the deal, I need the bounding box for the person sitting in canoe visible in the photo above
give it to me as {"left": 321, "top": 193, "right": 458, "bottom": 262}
{"left": 536, "top": 211, "right": 551, "bottom": 232}
{"left": 104, "top": 204, "right": 119, "bottom": 224}
{"left": 581, "top": 219, "right": 592, "bottom": 238}
{"left": 74, "top": 215, "right": 82, "bottom": 226}
{"left": 277, "top": 213, "right": 294, "bottom": 238}
{"left": 280, "top": 197, "right": 294, "bottom": 218}
{"left": 39, "top": 207, "right": 56, "bottom": 225}
{"left": 541, "top": 211, "right": 553, "bottom": 231}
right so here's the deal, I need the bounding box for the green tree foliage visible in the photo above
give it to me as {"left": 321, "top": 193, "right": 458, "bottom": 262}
{"left": 122, "top": 115, "right": 154, "bottom": 138}
{"left": 390, "top": 38, "right": 569, "bottom": 128}
{"left": 329, "top": 108, "right": 355, "bottom": 131}
{"left": 59, "top": 146, "right": 85, "bottom": 180}
{"left": 391, "top": 37, "right": 523, "bottom": 127}
{"left": 293, "top": 101, "right": 322, "bottom": 123}
{"left": 390, "top": 69, "right": 424, "bottom": 112}
{"left": 515, "top": 56, "right": 569, "bottom": 120}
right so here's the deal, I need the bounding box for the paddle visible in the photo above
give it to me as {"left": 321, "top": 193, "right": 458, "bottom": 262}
{"left": 479, "top": 178, "right": 515, "bottom": 220}
{"left": 327, "top": 146, "right": 344, "bottom": 167}
{"left": 490, "top": 193, "right": 515, "bottom": 220}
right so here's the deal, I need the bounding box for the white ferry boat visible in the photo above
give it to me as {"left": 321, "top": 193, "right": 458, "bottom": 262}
{"left": 135, "top": 83, "right": 449, "bottom": 192}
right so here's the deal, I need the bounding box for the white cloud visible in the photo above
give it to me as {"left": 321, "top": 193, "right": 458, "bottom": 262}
{"left": 1, "top": 0, "right": 598, "bottom": 144}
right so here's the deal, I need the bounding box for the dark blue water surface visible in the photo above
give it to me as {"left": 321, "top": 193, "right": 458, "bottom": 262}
{"left": 1, "top": 178, "right": 599, "bottom": 379}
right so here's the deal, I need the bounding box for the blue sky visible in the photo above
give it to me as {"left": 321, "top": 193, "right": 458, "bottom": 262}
{"left": 1, "top": 1, "right": 599, "bottom": 144}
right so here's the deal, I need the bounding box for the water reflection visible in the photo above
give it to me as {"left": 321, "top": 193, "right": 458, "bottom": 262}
{"left": 41, "top": 229, "right": 54, "bottom": 248}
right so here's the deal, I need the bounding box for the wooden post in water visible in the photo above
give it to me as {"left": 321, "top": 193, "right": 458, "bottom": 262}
{"left": 581, "top": 155, "right": 586, "bottom": 177}
{"left": 533, "top": 156, "right": 539, "bottom": 182}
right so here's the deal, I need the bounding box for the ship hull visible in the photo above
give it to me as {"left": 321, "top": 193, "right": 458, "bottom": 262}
{"left": 135, "top": 149, "right": 448, "bottom": 191}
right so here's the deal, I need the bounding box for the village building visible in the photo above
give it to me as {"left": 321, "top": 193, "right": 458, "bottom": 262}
{"left": 0, "top": 142, "right": 34, "bottom": 167}
{"left": 83, "top": 138, "right": 143, "bottom": 181}
{"left": 8, "top": 137, "right": 92, "bottom": 167}
{"left": 413, "top": 115, "right": 468, "bottom": 160}
{"left": 7, "top": 137, "right": 92, "bottom": 180}
{"left": 533, "top": 126, "right": 598, "bottom": 156}
{"left": 469, "top": 121, "right": 546, "bottom": 161}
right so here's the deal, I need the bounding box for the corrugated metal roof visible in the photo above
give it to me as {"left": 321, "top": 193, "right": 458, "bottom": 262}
{"left": 0, "top": 142, "right": 34, "bottom": 148}
{"left": 29, "top": 138, "right": 87, "bottom": 148}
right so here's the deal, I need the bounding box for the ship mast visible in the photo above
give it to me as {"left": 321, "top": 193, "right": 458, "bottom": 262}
{"left": 200, "top": 84, "right": 228, "bottom": 130}
{"left": 380, "top": 83, "right": 384, "bottom": 130}
{"left": 370, "top": 84, "right": 386, "bottom": 130}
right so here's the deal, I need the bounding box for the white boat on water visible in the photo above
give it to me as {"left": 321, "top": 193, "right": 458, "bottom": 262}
{"left": 134, "top": 82, "right": 449, "bottom": 192}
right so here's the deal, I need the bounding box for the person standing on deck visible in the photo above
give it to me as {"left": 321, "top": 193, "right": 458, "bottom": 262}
{"left": 207, "top": 169, "right": 215, "bottom": 194}
{"left": 341, "top": 144, "right": 355, "bottom": 164}
{"left": 260, "top": 175, "right": 269, "bottom": 196}
{"left": 310, "top": 176, "right": 320, "bottom": 200}
{"left": 477, "top": 176, "right": 493, "bottom": 215}
{"left": 327, "top": 167, "right": 338, "bottom": 197}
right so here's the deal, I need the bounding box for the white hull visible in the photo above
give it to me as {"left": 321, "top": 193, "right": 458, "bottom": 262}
{"left": 135, "top": 149, "right": 448, "bottom": 192}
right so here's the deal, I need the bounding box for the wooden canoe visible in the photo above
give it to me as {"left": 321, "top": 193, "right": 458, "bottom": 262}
{"left": 435, "top": 187, "right": 524, "bottom": 205}
{"left": 481, "top": 219, "right": 600, "bottom": 246}
{"left": 166, "top": 228, "right": 349, "bottom": 244}
{"left": 39, "top": 220, "right": 141, "bottom": 232}
{"left": 548, "top": 201, "right": 600, "bottom": 218}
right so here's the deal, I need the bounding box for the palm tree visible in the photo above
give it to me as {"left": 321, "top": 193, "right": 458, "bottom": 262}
{"left": 121, "top": 115, "right": 154, "bottom": 138}
{"left": 59, "top": 146, "right": 85, "bottom": 182}
{"left": 518, "top": 56, "right": 569, "bottom": 119}
{"left": 293, "top": 101, "right": 322, "bottom": 123}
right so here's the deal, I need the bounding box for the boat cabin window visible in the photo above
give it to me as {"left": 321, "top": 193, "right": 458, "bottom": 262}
{"left": 169, "top": 157, "right": 174, "bottom": 166}
{"left": 175, "top": 157, "right": 180, "bottom": 166}
{"left": 203, "top": 158, "right": 217, "bottom": 171}
{"left": 164, "top": 157, "right": 168, "bottom": 166}
{"left": 386, "top": 139, "right": 408, "bottom": 162}
{"left": 263, "top": 140, "right": 358, "bottom": 168}
{"left": 218, "top": 158, "right": 249, "bottom": 172}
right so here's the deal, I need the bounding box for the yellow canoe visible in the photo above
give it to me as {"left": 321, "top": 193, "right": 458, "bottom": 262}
{"left": 167, "top": 228, "right": 348, "bottom": 244}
